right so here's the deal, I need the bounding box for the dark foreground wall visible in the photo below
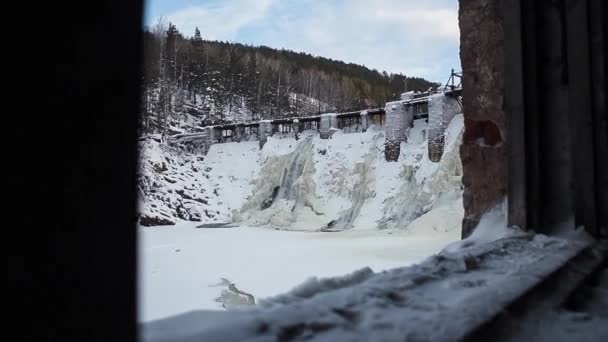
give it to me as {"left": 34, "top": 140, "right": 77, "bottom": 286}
{"left": 39, "top": 1, "right": 143, "bottom": 340}
{"left": 459, "top": 0, "right": 608, "bottom": 238}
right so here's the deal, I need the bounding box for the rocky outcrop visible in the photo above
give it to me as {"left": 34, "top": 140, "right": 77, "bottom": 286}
{"left": 139, "top": 215, "right": 175, "bottom": 227}
{"left": 137, "top": 136, "right": 217, "bottom": 226}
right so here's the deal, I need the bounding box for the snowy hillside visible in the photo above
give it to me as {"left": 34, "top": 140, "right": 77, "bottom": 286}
{"left": 138, "top": 115, "right": 464, "bottom": 232}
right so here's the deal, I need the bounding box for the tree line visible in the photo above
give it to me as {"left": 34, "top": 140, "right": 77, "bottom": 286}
{"left": 140, "top": 19, "right": 440, "bottom": 135}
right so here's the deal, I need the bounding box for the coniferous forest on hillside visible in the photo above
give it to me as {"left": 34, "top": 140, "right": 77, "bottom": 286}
{"left": 140, "top": 20, "right": 440, "bottom": 135}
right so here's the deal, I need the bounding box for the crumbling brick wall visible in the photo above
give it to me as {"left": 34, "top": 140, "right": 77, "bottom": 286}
{"left": 459, "top": 0, "right": 508, "bottom": 238}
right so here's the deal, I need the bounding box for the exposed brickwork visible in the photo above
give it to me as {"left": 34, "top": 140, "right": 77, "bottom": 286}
{"left": 384, "top": 141, "right": 400, "bottom": 162}
{"left": 459, "top": 0, "right": 508, "bottom": 238}
{"left": 428, "top": 135, "right": 445, "bottom": 162}
{"left": 462, "top": 119, "right": 503, "bottom": 147}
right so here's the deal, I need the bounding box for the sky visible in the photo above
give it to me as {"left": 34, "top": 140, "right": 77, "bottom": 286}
{"left": 144, "top": 0, "right": 460, "bottom": 83}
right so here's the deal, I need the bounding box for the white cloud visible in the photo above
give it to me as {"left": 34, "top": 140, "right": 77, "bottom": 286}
{"left": 261, "top": 0, "right": 460, "bottom": 80}
{"left": 162, "top": 0, "right": 275, "bottom": 40}
{"left": 149, "top": 0, "right": 460, "bottom": 81}
{"left": 375, "top": 8, "right": 459, "bottom": 42}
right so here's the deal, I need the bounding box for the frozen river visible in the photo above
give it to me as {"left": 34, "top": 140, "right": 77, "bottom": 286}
{"left": 138, "top": 219, "right": 459, "bottom": 322}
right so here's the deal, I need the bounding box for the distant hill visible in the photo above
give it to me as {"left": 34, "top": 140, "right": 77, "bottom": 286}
{"left": 140, "top": 22, "right": 440, "bottom": 135}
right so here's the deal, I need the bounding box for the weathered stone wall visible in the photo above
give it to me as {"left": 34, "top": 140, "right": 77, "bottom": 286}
{"left": 384, "top": 100, "right": 413, "bottom": 161}
{"left": 459, "top": 0, "right": 508, "bottom": 238}
{"left": 428, "top": 94, "right": 460, "bottom": 162}
{"left": 384, "top": 141, "right": 401, "bottom": 162}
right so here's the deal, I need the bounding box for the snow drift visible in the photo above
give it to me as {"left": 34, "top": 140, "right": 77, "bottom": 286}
{"left": 237, "top": 115, "right": 463, "bottom": 232}
{"left": 138, "top": 114, "right": 464, "bottom": 232}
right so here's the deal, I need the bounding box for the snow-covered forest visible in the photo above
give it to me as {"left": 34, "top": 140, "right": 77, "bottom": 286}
{"left": 140, "top": 19, "right": 439, "bottom": 135}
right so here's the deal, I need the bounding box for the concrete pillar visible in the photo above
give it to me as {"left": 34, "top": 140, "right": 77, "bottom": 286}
{"left": 360, "top": 110, "right": 368, "bottom": 132}
{"left": 427, "top": 93, "right": 460, "bottom": 162}
{"left": 320, "top": 113, "right": 338, "bottom": 139}
{"left": 293, "top": 119, "right": 303, "bottom": 140}
{"left": 205, "top": 125, "right": 218, "bottom": 147}
{"left": 235, "top": 124, "right": 245, "bottom": 142}
{"left": 297, "top": 120, "right": 304, "bottom": 133}
{"left": 258, "top": 120, "right": 273, "bottom": 149}
{"left": 384, "top": 100, "right": 413, "bottom": 161}
{"left": 216, "top": 127, "right": 224, "bottom": 143}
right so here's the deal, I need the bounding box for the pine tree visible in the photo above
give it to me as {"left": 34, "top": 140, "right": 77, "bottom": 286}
{"left": 139, "top": 25, "right": 441, "bottom": 133}
{"left": 189, "top": 27, "right": 206, "bottom": 108}
{"left": 164, "top": 24, "right": 178, "bottom": 81}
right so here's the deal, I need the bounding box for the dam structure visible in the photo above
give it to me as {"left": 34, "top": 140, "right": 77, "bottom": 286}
{"left": 169, "top": 70, "right": 462, "bottom": 163}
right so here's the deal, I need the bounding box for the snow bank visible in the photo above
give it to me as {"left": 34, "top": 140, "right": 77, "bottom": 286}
{"left": 377, "top": 114, "right": 464, "bottom": 230}
{"left": 234, "top": 114, "right": 464, "bottom": 232}
{"left": 137, "top": 138, "right": 261, "bottom": 225}
{"left": 138, "top": 222, "right": 457, "bottom": 321}
{"left": 141, "top": 229, "right": 592, "bottom": 341}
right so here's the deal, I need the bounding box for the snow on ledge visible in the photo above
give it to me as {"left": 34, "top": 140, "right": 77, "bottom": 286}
{"left": 442, "top": 199, "right": 527, "bottom": 253}
{"left": 141, "top": 228, "right": 592, "bottom": 342}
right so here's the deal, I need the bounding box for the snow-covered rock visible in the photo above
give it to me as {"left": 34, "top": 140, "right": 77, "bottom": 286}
{"left": 138, "top": 114, "right": 465, "bottom": 231}
{"left": 137, "top": 137, "right": 261, "bottom": 226}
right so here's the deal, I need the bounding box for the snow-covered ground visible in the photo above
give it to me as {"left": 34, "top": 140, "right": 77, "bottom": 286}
{"left": 138, "top": 220, "right": 459, "bottom": 322}
{"left": 137, "top": 104, "right": 608, "bottom": 341}
{"left": 141, "top": 222, "right": 597, "bottom": 342}
{"left": 138, "top": 114, "right": 466, "bottom": 322}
